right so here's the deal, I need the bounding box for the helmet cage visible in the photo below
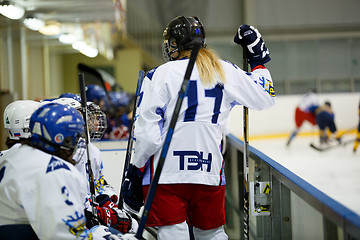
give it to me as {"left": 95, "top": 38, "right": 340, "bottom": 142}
{"left": 87, "top": 102, "right": 107, "bottom": 140}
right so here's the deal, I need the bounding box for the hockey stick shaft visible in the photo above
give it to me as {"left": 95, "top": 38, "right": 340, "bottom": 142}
{"left": 118, "top": 70, "right": 145, "bottom": 208}
{"left": 79, "top": 72, "right": 98, "bottom": 216}
{"left": 243, "top": 48, "right": 250, "bottom": 240}
{"left": 135, "top": 43, "right": 201, "bottom": 239}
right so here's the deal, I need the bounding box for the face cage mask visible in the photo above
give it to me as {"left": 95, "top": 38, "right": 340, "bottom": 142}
{"left": 162, "top": 39, "right": 179, "bottom": 62}
{"left": 87, "top": 106, "right": 107, "bottom": 141}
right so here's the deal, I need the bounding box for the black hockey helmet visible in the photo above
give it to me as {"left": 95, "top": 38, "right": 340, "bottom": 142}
{"left": 162, "top": 16, "right": 206, "bottom": 61}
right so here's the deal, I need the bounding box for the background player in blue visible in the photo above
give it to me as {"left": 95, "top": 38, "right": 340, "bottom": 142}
{"left": 121, "top": 16, "right": 275, "bottom": 239}
{"left": 315, "top": 101, "right": 342, "bottom": 145}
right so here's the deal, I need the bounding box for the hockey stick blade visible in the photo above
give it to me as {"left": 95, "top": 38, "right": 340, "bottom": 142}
{"left": 310, "top": 143, "right": 327, "bottom": 151}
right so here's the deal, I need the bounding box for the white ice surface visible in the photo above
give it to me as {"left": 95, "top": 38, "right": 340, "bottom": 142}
{"left": 249, "top": 134, "right": 360, "bottom": 216}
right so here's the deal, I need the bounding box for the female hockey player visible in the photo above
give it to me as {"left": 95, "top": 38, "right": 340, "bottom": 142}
{"left": 121, "top": 16, "right": 275, "bottom": 239}
{"left": 52, "top": 96, "right": 137, "bottom": 234}
{"left": 0, "top": 103, "right": 92, "bottom": 239}
{"left": 0, "top": 102, "right": 128, "bottom": 239}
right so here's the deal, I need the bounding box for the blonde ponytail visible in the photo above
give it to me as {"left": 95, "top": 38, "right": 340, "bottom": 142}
{"left": 196, "top": 48, "right": 225, "bottom": 86}
{"left": 180, "top": 48, "right": 226, "bottom": 87}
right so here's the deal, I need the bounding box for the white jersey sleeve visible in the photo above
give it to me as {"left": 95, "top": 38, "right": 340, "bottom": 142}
{"left": 0, "top": 144, "right": 91, "bottom": 239}
{"left": 75, "top": 142, "right": 106, "bottom": 197}
{"left": 132, "top": 59, "right": 275, "bottom": 186}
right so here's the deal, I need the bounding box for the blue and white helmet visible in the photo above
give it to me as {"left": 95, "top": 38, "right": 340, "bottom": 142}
{"left": 52, "top": 97, "right": 81, "bottom": 110}
{"left": 29, "top": 103, "right": 85, "bottom": 153}
{"left": 86, "top": 84, "right": 107, "bottom": 103}
{"left": 109, "top": 91, "right": 130, "bottom": 109}
{"left": 59, "top": 92, "right": 82, "bottom": 103}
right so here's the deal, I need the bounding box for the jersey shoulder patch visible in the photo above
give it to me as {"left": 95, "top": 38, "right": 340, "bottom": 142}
{"left": 46, "top": 156, "right": 70, "bottom": 173}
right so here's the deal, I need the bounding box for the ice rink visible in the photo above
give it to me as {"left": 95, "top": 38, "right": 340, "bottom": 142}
{"left": 249, "top": 133, "right": 360, "bottom": 216}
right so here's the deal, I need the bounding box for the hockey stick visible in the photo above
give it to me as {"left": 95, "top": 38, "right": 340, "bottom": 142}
{"left": 118, "top": 70, "right": 145, "bottom": 209}
{"left": 77, "top": 63, "right": 117, "bottom": 116}
{"left": 79, "top": 72, "right": 99, "bottom": 218}
{"left": 242, "top": 49, "right": 250, "bottom": 240}
{"left": 135, "top": 42, "right": 201, "bottom": 239}
{"left": 310, "top": 138, "right": 355, "bottom": 151}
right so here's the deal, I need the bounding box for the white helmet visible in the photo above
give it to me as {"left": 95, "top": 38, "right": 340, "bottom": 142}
{"left": 4, "top": 100, "right": 41, "bottom": 140}
{"left": 52, "top": 97, "right": 81, "bottom": 110}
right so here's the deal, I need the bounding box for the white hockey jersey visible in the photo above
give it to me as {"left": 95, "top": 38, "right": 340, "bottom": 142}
{"left": 133, "top": 59, "right": 275, "bottom": 186}
{"left": 298, "top": 91, "right": 319, "bottom": 113}
{"left": 0, "top": 144, "right": 91, "bottom": 239}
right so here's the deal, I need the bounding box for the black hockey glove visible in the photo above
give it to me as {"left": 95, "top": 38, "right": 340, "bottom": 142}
{"left": 234, "top": 24, "right": 271, "bottom": 69}
{"left": 121, "top": 164, "right": 144, "bottom": 213}
{"left": 85, "top": 209, "right": 100, "bottom": 230}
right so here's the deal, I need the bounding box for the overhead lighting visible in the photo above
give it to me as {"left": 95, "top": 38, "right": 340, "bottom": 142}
{"left": 80, "top": 46, "right": 98, "bottom": 58}
{"left": 72, "top": 40, "right": 87, "bottom": 51}
{"left": 23, "top": 16, "right": 45, "bottom": 31}
{"left": 59, "top": 33, "right": 76, "bottom": 44}
{"left": 72, "top": 40, "right": 98, "bottom": 58}
{"left": 39, "top": 21, "right": 61, "bottom": 36}
{"left": 0, "top": 0, "right": 25, "bottom": 20}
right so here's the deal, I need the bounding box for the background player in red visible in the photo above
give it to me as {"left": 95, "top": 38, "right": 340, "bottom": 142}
{"left": 287, "top": 89, "right": 319, "bottom": 146}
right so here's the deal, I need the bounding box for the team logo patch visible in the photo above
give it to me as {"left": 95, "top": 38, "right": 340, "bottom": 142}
{"left": 174, "top": 150, "right": 212, "bottom": 172}
{"left": 13, "top": 133, "right": 21, "bottom": 137}
{"left": 62, "top": 211, "right": 90, "bottom": 239}
{"left": 46, "top": 156, "right": 70, "bottom": 173}
{"left": 54, "top": 133, "right": 64, "bottom": 143}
